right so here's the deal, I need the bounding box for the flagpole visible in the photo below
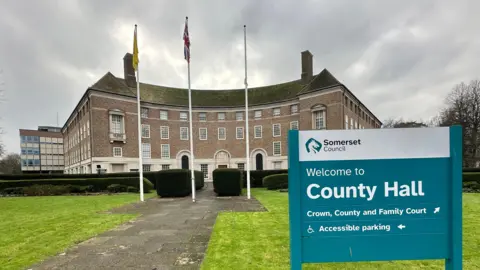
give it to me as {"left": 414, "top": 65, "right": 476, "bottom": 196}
{"left": 186, "top": 17, "right": 196, "bottom": 203}
{"left": 244, "top": 25, "right": 251, "bottom": 199}
{"left": 134, "top": 24, "right": 144, "bottom": 202}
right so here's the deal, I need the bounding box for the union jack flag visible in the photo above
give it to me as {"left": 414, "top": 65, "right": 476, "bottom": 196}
{"left": 183, "top": 17, "right": 190, "bottom": 63}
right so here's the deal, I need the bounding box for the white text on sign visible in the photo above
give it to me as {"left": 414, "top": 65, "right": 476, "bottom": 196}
{"left": 305, "top": 168, "right": 425, "bottom": 201}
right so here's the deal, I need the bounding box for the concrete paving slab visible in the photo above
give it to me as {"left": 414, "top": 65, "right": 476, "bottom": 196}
{"left": 28, "top": 186, "right": 266, "bottom": 270}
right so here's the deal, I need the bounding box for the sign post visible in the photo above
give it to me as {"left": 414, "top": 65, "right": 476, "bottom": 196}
{"left": 288, "top": 126, "right": 462, "bottom": 270}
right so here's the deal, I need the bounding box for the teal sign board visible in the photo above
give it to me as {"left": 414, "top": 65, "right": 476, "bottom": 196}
{"left": 288, "top": 127, "right": 463, "bottom": 270}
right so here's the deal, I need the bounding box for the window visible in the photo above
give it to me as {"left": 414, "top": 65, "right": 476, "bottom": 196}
{"left": 110, "top": 115, "right": 123, "bottom": 134}
{"left": 254, "top": 125, "right": 262, "bottom": 138}
{"left": 143, "top": 164, "right": 151, "bottom": 172}
{"left": 199, "top": 112, "right": 207, "bottom": 121}
{"left": 200, "top": 164, "right": 209, "bottom": 179}
{"left": 345, "top": 115, "right": 349, "bottom": 130}
{"left": 141, "top": 107, "right": 149, "bottom": 118}
{"left": 350, "top": 118, "right": 354, "bottom": 129}
{"left": 180, "top": 127, "right": 189, "bottom": 140}
{"left": 290, "top": 121, "right": 299, "bottom": 130}
{"left": 355, "top": 121, "right": 358, "bottom": 129}
{"left": 254, "top": 110, "right": 262, "bottom": 119}
{"left": 273, "top": 124, "right": 281, "bottom": 137}
{"left": 236, "top": 127, "right": 244, "bottom": 139}
{"left": 237, "top": 163, "right": 245, "bottom": 170}
{"left": 160, "top": 126, "right": 169, "bottom": 139}
{"left": 313, "top": 110, "right": 325, "bottom": 130}
{"left": 273, "top": 108, "right": 281, "bottom": 116}
{"left": 273, "top": 142, "right": 281, "bottom": 156}
{"left": 236, "top": 111, "right": 243, "bottom": 121}
{"left": 290, "top": 104, "right": 298, "bottom": 114}
{"left": 142, "top": 143, "right": 151, "bottom": 158}
{"left": 273, "top": 161, "right": 282, "bottom": 169}
{"left": 160, "top": 110, "right": 168, "bottom": 120}
{"left": 161, "top": 144, "right": 170, "bottom": 159}
{"left": 199, "top": 128, "right": 207, "bottom": 140}
{"left": 180, "top": 112, "right": 188, "bottom": 121}
{"left": 218, "top": 127, "right": 226, "bottom": 140}
{"left": 217, "top": 112, "right": 226, "bottom": 121}
{"left": 113, "top": 147, "right": 122, "bottom": 157}
{"left": 161, "top": 164, "right": 170, "bottom": 170}
{"left": 141, "top": 124, "right": 150, "bottom": 138}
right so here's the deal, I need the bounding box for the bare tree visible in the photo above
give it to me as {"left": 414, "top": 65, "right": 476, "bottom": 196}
{"left": 0, "top": 153, "right": 21, "bottom": 174}
{"left": 382, "top": 117, "right": 428, "bottom": 128}
{"left": 437, "top": 80, "right": 480, "bottom": 167}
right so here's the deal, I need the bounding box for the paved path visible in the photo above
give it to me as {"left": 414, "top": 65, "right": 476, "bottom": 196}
{"left": 29, "top": 186, "right": 265, "bottom": 270}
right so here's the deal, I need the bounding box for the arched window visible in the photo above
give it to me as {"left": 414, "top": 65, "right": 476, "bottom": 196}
{"left": 311, "top": 104, "right": 326, "bottom": 130}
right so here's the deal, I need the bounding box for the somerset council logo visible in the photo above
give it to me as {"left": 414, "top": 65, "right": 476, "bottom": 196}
{"left": 305, "top": 138, "right": 322, "bottom": 154}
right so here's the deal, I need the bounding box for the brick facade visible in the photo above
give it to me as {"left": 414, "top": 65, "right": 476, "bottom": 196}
{"left": 61, "top": 50, "right": 382, "bottom": 177}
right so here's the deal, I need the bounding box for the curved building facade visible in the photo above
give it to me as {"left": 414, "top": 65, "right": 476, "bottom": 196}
{"left": 62, "top": 50, "right": 382, "bottom": 179}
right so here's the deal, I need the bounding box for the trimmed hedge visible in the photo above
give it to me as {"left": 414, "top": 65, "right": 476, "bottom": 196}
{"left": 1, "top": 184, "right": 141, "bottom": 196}
{"left": 155, "top": 169, "right": 204, "bottom": 197}
{"left": 0, "top": 177, "right": 154, "bottom": 193}
{"left": 463, "top": 173, "right": 480, "bottom": 192}
{"left": 21, "top": 185, "right": 72, "bottom": 196}
{"left": 263, "top": 174, "right": 288, "bottom": 190}
{"left": 241, "top": 170, "right": 288, "bottom": 188}
{"left": 0, "top": 172, "right": 157, "bottom": 185}
{"left": 213, "top": 168, "right": 243, "bottom": 196}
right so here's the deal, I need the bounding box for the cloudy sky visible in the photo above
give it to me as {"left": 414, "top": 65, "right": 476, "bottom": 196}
{"left": 0, "top": 0, "right": 479, "bottom": 154}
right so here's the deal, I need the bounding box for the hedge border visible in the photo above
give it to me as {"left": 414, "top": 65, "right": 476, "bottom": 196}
{"left": 0, "top": 177, "right": 154, "bottom": 193}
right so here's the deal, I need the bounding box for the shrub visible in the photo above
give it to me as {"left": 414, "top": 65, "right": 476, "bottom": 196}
{"left": 242, "top": 170, "right": 288, "bottom": 188}
{"left": 0, "top": 187, "right": 24, "bottom": 195}
{"left": 463, "top": 168, "right": 480, "bottom": 173}
{"left": 155, "top": 169, "right": 204, "bottom": 197}
{"left": 66, "top": 185, "right": 86, "bottom": 193}
{"left": 463, "top": 173, "right": 480, "bottom": 184}
{"left": 463, "top": 173, "right": 480, "bottom": 193}
{"left": 107, "top": 184, "right": 128, "bottom": 193}
{"left": 0, "top": 177, "right": 154, "bottom": 193}
{"left": 213, "top": 168, "right": 243, "bottom": 196}
{"left": 263, "top": 174, "right": 288, "bottom": 190}
{"left": 0, "top": 172, "right": 157, "bottom": 186}
{"left": 127, "top": 186, "right": 139, "bottom": 193}
{"left": 22, "top": 185, "right": 71, "bottom": 196}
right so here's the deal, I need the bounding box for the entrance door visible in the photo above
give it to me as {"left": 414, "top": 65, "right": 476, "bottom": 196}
{"left": 255, "top": 153, "right": 263, "bottom": 170}
{"left": 181, "top": 155, "right": 189, "bottom": 169}
{"left": 218, "top": 165, "right": 228, "bottom": 169}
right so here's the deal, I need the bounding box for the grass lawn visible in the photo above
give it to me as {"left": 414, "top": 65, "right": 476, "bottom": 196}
{"left": 202, "top": 189, "right": 480, "bottom": 270}
{"left": 0, "top": 193, "right": 156, "bottom": 270}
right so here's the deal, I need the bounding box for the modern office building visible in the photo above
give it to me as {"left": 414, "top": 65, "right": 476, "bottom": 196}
{"left": 19, "top": 126, "right": 64, "bottom": 173}
{"left": 62, "top": 50, "right": 382, "bottom": 178}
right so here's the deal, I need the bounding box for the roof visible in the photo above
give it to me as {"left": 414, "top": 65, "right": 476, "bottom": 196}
{"left": 19, "top": 129, "right": 63, "bottom": 138}
{"left": 90, "top": 69, "right": 342, "bottom": 107}
{"left": 62, "top": 67, "right": 381, "bottom": 130}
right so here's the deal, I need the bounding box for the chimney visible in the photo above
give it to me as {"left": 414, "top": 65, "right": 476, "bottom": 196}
{"left": 123, "top": 53, "right": 137, "bottom": 87}
{"left": 301, "top": 50, "right": 313, "bottom": 83}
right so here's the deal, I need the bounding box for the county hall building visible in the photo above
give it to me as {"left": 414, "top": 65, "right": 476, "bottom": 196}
{"left": 61, "top": 50, "right": 382, "bottom": 179}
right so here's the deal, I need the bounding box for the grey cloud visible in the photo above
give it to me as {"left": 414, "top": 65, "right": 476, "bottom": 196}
{"left": 0, "top": 0, "right": 479, "bottom": 154}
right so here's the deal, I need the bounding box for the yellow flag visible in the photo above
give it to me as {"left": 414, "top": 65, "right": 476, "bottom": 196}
{"left": 133, "top": 25, "right": 139, "bottom": 71}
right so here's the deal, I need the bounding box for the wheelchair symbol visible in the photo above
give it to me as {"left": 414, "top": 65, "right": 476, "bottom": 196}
{"left": 307, "top": 225, "right": 314, "bottom": 234}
